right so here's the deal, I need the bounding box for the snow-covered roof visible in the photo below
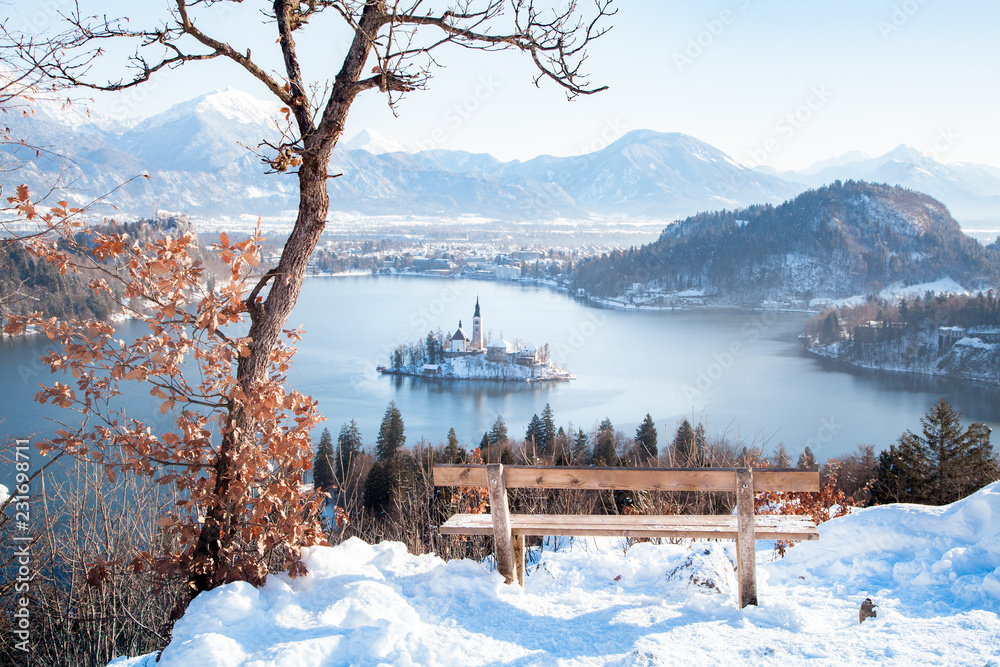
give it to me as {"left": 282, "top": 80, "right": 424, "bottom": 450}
{"left": 518, "top": 345, "right": 537, "bottom": 354}
{"left": 451, "top": 328, "right": 467, "bottom": 340}
{"left": 487, "top": 338, "right": 510, "bottom": 349}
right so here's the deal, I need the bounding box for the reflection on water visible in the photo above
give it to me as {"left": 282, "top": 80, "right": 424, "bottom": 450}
{"left": 388, "top": 374, "right": 558, "bottom": 397}
{"left": 810, "top": 355, "right": 1000, "bottom": 426}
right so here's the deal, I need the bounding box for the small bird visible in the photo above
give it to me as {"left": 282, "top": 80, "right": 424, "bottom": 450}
{"left": 859, "top": 598, "right": 877, "bottom": 624}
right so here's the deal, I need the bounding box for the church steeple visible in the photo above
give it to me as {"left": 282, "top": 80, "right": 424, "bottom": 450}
{"left": 471, "top": 297, "right": 483, "bottom": 351}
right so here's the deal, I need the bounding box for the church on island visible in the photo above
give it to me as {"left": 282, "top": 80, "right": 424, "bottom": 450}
{"left": 378, "top": 298, "right": 574, "bottom": 383}
{"left": 446, "top": 298, "right": 540, "bottom": 366}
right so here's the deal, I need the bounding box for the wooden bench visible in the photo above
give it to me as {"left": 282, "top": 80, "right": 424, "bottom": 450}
{"left": 433, "top": 464, "right": 820, "bottom": 608}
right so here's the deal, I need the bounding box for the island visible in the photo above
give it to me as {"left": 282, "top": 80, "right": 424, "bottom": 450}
{"left": 378, "top": 298, "right": 575, "bottom": 383}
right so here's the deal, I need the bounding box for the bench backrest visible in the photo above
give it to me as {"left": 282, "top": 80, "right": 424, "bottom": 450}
{"left": 433, "top": 464, "right": 819, "bottom": 493}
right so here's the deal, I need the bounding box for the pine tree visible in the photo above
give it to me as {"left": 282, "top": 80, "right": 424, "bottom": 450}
{"left": 335, "top": 420, "right": 363, "bottom": 481}
{"left": 591, "top": 418, "right": 617, "bottom": 466}
{"left": 376, "top": 402, "right": 405, "bottom": 462}
{"left": 896, "top": 399, "right": 998, "bottom": 505}
{"left": 572, "top": 428, "right": 589, "bottom": 463}
{"left": 489, "top": 415, "right": 508, "bottom": 447}
{"left": 313, "top": 427, "right": 336, "bottom": 493}
{"left": 525, "top": 414, "right": 544, "bottom": 456}
{"left": 425, "top": 331, "right": 438, "bottom": 364}
{"left": 672, "top": 419, "right": 706, "bottom": 466}
{"left": 635, "top": 414, "right": 658, "bottom": 460}
{"left": 478, "top": 431, "right": 491, "bottom": 460}
{"left": 821, "top": 311, "right": 842, "bottom": 344}
{"left": 553, "top": 426, "right": 569, "bottom": 465}
{"left": 443, "top": 427, "right": 465, "bottom": 463}
{"left": 363, "top": 459, "right": 399, "bottom": 513}
{"left": 797, "top": 446, "right": 817, "bottom": 469}
{"left": 540, "top": 403, "right": 557, "bottom": 454}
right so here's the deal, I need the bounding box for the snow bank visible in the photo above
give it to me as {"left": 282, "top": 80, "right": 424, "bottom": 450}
{"left": 956, "top": 336, "right": 997, "bottom": 351}
{"left": 769, "top": 481, "right": 1000, "bottom": 614}
{"left": 110, "top": 484, "right": 1000, "bottom": 666}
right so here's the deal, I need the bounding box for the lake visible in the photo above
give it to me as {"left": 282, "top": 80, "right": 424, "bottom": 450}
{"left": 3, "top": 274, "right": 999, "bottom": 462}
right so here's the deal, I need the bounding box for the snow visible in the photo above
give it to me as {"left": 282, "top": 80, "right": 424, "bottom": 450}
{"left": 109, "top": 482, "right": 1000, "bottom": 666}
{"left": 0, "top": 483, "right": 8, "bottom": 505}
{"left": 817, "top": 277, "right": 970, "bottom": 308}
{"left": 956, "top": 336, "right": 997, "bottom": 351}
{"left": 341, "top": 128, "right": 412, "bottom": 155}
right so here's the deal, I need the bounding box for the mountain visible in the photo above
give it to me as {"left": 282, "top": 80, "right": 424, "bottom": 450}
{"left": 775, "top": 146, "right": 1000, "bottom": 223}
{"left": 340, "top": 128, "right": 411, "bottom": 155}
{"left": 2, "top": 90, "right": 804, "bottom": 227}
{"left": 504, "top": 130, "right": 802, "bottom": 219}
{"left": 574, "top": 181, "right": 997, "bottom": 304}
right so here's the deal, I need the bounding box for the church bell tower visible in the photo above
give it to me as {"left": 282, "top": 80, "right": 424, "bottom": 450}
{"left": 472, "top": 297, "right": 483, "bottom": 351}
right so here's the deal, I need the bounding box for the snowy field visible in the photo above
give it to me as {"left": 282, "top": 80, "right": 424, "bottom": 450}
{"left": 110, "top": 482, "right": 1000, "bottom": 666}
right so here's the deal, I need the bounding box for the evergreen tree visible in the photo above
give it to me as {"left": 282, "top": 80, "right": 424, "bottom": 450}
{"left": 313, "top": 427, "right": 336, "bottom": 493}
{"left": 672, "top": 419, "right": 706, "bottom": 466}
{"left": 894, "top": 399, "right": 998, "bottom": 505}
{"left": 489, "top": 415, "right": 508, "bottom": 447}
{"left": 425, "top": 331, "right": 438, "bottom": 364}
{"left": 525, "top": 414, "right": 545, "bottom": 455}
{"left": 553, "top": 426, "right": 569, "bottom": 465}
{"left": 870, "top": 442, "right": 920, "bottom": 505}
{"left": 821, "top": 311, "right": 842, "bottom": 343}
{"left": 500, "top": 448, "right": 515, "bottom": 465}
{"left": 591, "top": 418, "right": 617, "bottom": 466}
{"left": 797, "top": 446, "right": 817, "bottom": 469}
{"left": 363, "top": 459, "right": 399, "bottom": 513}
{"left": 540, "top": 403, "right": 557, "bottom": 454}
{"left": 443, "top": 427, "right": 465, "bottom": 463}
{"left": 335, "top": 420, "right": 363, "bottom": 481}
{"left": 478, "top": 431, "right": 491, "bottom": 460}
{"left": 376, "top": 402, "right": 405, "bottom": 462}
{"left": 635, "top": 414, "right": 658, "bottom": 460}
{"left": 572, "top": 428, "right": 589, "bottom": 463}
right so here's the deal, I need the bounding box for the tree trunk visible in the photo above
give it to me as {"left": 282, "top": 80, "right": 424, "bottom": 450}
{"left": 187, "top": 0, "right": 384, "bottom": 593}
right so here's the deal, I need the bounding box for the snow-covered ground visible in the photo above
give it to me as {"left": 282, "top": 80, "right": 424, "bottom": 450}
{"left": 109, "top": 482, "right": 1000, "bottom": 666}
{"left": 814, "top": 277, "right": 971, "bottom": 309}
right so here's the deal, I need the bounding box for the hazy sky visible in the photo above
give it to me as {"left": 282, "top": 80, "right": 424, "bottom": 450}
{"left": 8, "top": 0, "right": 999, "bottom": 169}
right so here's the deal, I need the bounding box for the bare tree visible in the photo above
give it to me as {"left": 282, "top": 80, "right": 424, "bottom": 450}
{"left": 3, "top": 0, "right": 613, "bottom": 599}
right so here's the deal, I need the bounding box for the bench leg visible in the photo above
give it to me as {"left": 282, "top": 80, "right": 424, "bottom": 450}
{"left": 513, "top": 534, "right": 525, "bottom": 586}
{"left": 736, "top": 468, "right": 758, "bottom": 608}
{"left": 486, "top": 463, "right": 516, "bottom": 585}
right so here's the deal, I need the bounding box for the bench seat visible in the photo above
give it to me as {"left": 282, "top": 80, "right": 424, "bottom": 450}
{"left": 440, "top": 513, "right": 819, "bottom": 541}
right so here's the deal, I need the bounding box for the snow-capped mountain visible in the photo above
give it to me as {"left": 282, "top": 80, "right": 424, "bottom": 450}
{"left": 505, "top": 130, "right": 803, "bottom": 218}
{"left": 774, "top": 145, "right": 1000, "bottom": 222}
{"left": 2, "top": 89, "right": 804, "bottom": 227}
{"left": 339, "top": 128, "right": 411, "bottom": 155}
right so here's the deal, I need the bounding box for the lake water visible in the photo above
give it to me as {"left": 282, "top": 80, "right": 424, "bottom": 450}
{"left": 3, "top": 275, "right": 999, "bottom": 462}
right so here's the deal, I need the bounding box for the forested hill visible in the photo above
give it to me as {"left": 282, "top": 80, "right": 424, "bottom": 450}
{"left": 574, "top": 181, "right": 998, "bottom": 304}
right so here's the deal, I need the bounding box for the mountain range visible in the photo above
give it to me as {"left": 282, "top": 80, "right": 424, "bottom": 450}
{"left": 2, "top": 88, "right": 998, "bottom": 231}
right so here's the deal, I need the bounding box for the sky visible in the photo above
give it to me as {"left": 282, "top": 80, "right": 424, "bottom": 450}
{"left": 5, "top": 0, "right": 1000, "bottom": 170}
